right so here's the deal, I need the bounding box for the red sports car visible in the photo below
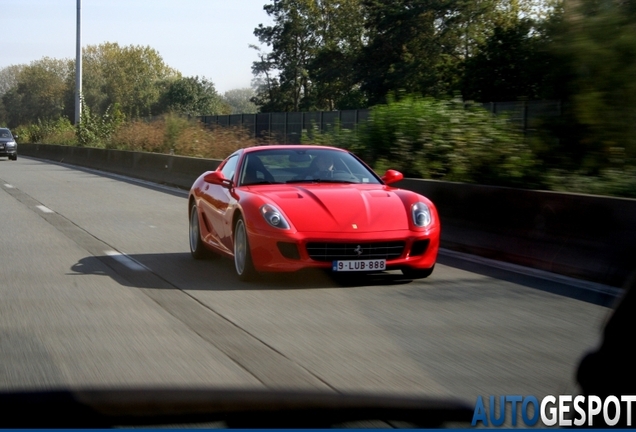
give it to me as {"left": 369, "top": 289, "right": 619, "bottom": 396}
{"left": 188, "top": 145, "right": 440, "bottom": 281}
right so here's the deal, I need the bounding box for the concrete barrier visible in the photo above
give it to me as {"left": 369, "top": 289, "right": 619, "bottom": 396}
{"left": 395, "top": 179, "right": 636, "bottom": 288}
{"left": 19, "top": 143, "right": 636, "bottom": 288}
{"left": 20, "top": 144, "right": 220, "bottom": 188}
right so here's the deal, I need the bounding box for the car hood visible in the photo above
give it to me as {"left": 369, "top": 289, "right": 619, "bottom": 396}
{"left": 252, "top": 184, "right": 411, "bottom": 233}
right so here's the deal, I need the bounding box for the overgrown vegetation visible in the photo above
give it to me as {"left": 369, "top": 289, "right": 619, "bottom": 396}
{"left": 14, "top": 117, "right": 76, "bottom": 146}
{"left": 15, "top": 112, "right": 257, "bottom": 160}
{"left": 110, "top": 115, "right": 255, "bottom": 159}
{"left": 304, "top": 96, "right": 541, "bottom": 188}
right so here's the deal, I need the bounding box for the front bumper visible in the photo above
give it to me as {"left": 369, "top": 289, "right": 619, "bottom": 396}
{"left": 247, "top": 227, "right": 440, "bottom": 273}
{"left": 0, "top": 145, "right": 17, "bottom": 157}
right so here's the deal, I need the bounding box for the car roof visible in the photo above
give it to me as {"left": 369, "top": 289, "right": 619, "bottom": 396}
{"left": 242, "top": 145, "right": 346, "bottom": 154}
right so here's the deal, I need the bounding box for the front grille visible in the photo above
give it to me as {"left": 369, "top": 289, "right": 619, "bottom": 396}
{"left": 306, "top": 241, "right": 405, "bottom": 262}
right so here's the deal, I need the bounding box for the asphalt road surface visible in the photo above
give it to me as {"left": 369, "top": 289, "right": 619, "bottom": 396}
{"left": 0, "top": 156, "right": 614, "bottom": 414}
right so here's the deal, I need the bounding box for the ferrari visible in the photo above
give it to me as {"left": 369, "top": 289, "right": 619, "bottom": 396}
{"left": 188, "top": 145, "right": 440, "bottom": 281}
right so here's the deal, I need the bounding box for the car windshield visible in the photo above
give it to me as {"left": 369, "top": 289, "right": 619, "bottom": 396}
{"left": 0, "top": 129, "right": 12, "bottom": 138}
{"left": 238, "top": 148, "right": 382, "bottom": 186}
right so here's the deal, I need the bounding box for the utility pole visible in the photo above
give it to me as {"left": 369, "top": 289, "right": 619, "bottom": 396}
{"left": 75, "top": 0, "right": 82, "bottom": 125}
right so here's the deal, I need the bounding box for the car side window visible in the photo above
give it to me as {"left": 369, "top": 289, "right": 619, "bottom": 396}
{"left": 220, "top": 155, "right": 239, "bottom": 182}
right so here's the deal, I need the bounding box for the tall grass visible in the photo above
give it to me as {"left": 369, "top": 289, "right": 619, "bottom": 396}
{"left": 18, "top": 113, "right": 257, "bottom": 160}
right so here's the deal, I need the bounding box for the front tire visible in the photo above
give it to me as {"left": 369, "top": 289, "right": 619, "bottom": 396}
{"left": 233, "top": 216, "right": 256, "bottom": 281}
{"left": 401, "top": 265, "right": 434, "bottom": 279}
{"left": 189, "top": 204, "right": 208, "bottom": 259}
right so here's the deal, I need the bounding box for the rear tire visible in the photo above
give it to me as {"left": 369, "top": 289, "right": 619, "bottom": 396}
{"left": 233, "top": 216, "right": 256, "bottom": 281}
{"left": 401, "top": 265, "right": 434, "bottom": 279}
{"left": 189, "top": 204, "right": 208, "bottom": 259}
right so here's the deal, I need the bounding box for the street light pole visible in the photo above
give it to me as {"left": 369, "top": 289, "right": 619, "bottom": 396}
{"left": 75, "top": 0, "right": 82, "bottom": 125}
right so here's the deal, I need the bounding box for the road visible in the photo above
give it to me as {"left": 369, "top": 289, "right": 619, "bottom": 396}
{"left": 0, "top": 156, "right": 613, "bottom": 410}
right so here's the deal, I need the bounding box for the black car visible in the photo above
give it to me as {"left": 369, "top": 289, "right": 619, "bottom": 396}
{"left": 0, "top": 128, "right": 18, "bottom": 160}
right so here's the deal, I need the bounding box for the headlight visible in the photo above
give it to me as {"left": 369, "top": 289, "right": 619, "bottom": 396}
{"left": 6, "top": 141, "right": 16, "bottom": 148}
{"left": 260, "top": 204, "right": 290, "bottom": 229}
{"left": 411, "top": 202, "right": 432, "bottom": 227}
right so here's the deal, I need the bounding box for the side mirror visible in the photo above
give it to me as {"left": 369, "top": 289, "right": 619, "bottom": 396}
{"left": 381, "top": 169, "right": 404, "bottom": 185}
{"left": 203, "top": 171, "right": 233, "bottom": 188}
{"left": 13, "top": 134, "right": 18, "bottom": 140}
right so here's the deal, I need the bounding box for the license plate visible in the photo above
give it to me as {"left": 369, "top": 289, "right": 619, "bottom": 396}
{"left": 332, "top": 259, "right": 386, "bottom": 272}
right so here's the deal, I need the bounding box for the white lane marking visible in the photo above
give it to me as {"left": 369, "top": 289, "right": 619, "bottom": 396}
{"left": 35, "top": 205, "right": 54, "bottom": 213}
{"left": 3, "top": 184, "right": 14, "bottom": 188}
{"left": 104, "top": 250, "right": 148, "bottom": 271}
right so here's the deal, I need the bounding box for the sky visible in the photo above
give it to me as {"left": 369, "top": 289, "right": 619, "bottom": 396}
{"left": 1, "top": 0, "right": 273, "bottom": 93}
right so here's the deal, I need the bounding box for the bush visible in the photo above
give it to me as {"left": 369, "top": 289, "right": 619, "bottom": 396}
{"left": 14, "top": 118, "right": 76, "bottom": 145}
{"left": 14, "top": 111, "right": 256, "bottom": 161}
{"left": 77, "top": 104, "right": 124, "bottom": 148}
{"left": 109, "top": 113, "right": 256, "bottom": 159}
{"left": 545, "top": 167, "right": 636, "bottom": 199}
{"left": 304, "top": 95, "right": 541, "bottom": 188}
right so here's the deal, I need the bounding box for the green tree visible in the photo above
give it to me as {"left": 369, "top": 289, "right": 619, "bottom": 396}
{"left": 356, "top": 0, "right": 450, "bottom": 105}
{"left": 70, "top": 44, "right": 111, "bottom": 118}
{"left": 356, "top": 0, "right": 554, "bottom": 104}
{"left": 2, "top": 58, "right": 71, "bottom": 128}
{"left": 0, "top": 65, "right": 24, "bottom": 97}
{"left": 461, "top": 19, "right": 553, "bottom": 102}
{"left": 304, "top": 0, "right": 367, "bottom": 109}
{"left": 251, "top": 0, "right": 553, "bottom": 111}
{"left": 66, "top": 43, "right": 179, "bottom": 120}
{"left": 252, "top": 0, "right": 317, "bottom": 112}
{"left": 223, "top": 88, "right": 259, "bottom": 114}
{"left": 252, "top": 0, "right": 366, "bottom": 111}
{"left": 156, "top": 76, "right": 228, "bottom": 116}
{"left": 250, "top": 45, "right": 288, "bottom": 111}
{"left": 538, "top": 0, "right": 636, "bottom": 172}
{"left": 0, "top": 65, "right": 25, "bottom": 125}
